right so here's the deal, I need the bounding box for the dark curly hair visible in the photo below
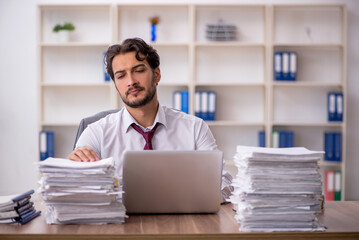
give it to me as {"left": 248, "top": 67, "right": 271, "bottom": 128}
{"left": 105, "top": 38, "right": 160, "bottom": 81}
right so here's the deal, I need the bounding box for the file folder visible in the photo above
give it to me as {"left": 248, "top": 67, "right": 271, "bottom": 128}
{"left": 282, "top": 52, "right": 289, "bottom": 80}
{"left": 334, "top": 170, "right": 342, "bottom": 201}
{"left": 333, "top": 132, "right": 342, "bottom": 162}
{"left": 335, "top": 92, "right": 343, "bottom": 122}
{"left": 258, "top": 131, "right": 265, "bottom": 147}
{"left": 272, "top": 130, "right": 279, "bottom": 148}
{"left": 327, "top": 92, "right": 336, "bottom": 122}
{"left": 195, "top": 91, "right": 201, "bottom": 118}
{"left": 173, "top": 91, "right": 181, "bottom": 111}
{"left": 289, "top": 52, "right": 297, "bottom": 81}
{"left": 201, "top": 91, "right": 209, "bottom": 120}
{"left": 208, "top": 91, "right": 216, "bottom": 121}
{"left": 324, "top": 132, "right": 334, "bottom": 161}
{"left": 103, "top": 52, "right": 111, "bottom": 82}
{"left": 274, "top": 52, "right": 283, "bottom": 81}
{"left": 39, "top": 131, "right": 54, "bottom": 161}
{"left": 181, "top": 90, "right": 189, "bottom": 114}
{"left": 325, "top": 170, "right": 334, "bottom": 201}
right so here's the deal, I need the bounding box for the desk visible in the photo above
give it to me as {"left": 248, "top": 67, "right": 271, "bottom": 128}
{"left": 1, "top": 201, "right": 359, "bottom": 240}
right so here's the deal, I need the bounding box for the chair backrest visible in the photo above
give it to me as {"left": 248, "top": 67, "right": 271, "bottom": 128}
{"left": 73, "top": 109, "right": 121, "bottom": 150}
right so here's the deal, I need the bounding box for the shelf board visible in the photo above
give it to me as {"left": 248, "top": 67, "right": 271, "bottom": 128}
{"left": 319, "top": 161, "right": 343, "bottom": 167}
{"left": 195, "top": 42, "right": 265, "bottom": 47}
{"left": 40, "top": 42, "right": 111, "bottom": 47}
{"left": 273, "top": 43, "right": 343, "bottom": 48}
{"left": 41, "top": 82, "right": 113, "bottom": 87}
{"left": 272, "top": 122, "right": 343, "bottom": 127}
{"left": 195, "top": 82, "right": 264, "bottom": 87}
{"left": 272, "top": 82, "right": 342, "bottom": 87}
{"left": 149, "top": 42, "right": 189, "bottom": 47}
{"left": 158, "top": 82, "right": 190, "bottom": 87}
{"left": 41, "top": 122, "right": 78, "bottom": 127}
{"left": 206, "top": 121, "right": 264, "bottom": 127}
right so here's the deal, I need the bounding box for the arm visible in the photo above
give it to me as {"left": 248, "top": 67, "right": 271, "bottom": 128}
{"left": 68, "top": 125, "right": 101, "bottom": 162}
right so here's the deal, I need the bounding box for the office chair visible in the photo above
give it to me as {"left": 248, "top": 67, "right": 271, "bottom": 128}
{"left": 73, "top": 109, "right": 121, "bottom": 150}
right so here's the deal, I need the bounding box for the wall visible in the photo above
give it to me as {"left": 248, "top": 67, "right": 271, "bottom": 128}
{"left": 0, "top": 0, "right": 358, "bottom": 199}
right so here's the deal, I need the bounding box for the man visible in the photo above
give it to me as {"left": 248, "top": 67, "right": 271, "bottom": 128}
{"left": 68, "top": 38, "right": 232, "bottom": 202}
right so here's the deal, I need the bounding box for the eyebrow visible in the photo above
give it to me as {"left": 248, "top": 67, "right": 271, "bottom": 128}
{"left": 114, "top": 64, "right": 146, "bottom": 75}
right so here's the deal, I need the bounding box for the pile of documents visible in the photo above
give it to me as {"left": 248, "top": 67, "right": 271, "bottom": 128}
{"left": 230, "top": 146, "right": 326, "bottom": 232}
{"left": 38, "top": 157, "right": 127, "bottom": 224}
{"left": 0, "top": 189, "right": 41, "bottom": 224}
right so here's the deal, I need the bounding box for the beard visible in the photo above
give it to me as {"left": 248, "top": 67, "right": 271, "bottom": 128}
{"left": 119, "top": 76, "right": 157, "bottom": 108}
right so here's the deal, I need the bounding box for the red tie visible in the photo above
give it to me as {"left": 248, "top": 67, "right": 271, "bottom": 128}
{"left": 131, "top": 123, "right": 159, "bottom": 150}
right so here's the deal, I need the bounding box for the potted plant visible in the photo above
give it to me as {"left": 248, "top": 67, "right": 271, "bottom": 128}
{"left": 52, "top": 22, "right": 75, "bottom": 42}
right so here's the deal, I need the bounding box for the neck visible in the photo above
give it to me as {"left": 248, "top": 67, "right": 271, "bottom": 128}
{"left": 126, "top": 98, "right": 159, "bottom": 128}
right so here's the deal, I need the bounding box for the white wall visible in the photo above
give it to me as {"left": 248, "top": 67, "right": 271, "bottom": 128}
{"left": 1, "top": 0, "right": 358, "bottom": 199}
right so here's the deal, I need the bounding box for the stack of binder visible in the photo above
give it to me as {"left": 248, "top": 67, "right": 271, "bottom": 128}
{"left": 230, "top": 146, "right": 325, "bottom": 232}
{"left": 38, "top": 157, "right": 127, "bottom": 224}
{"left": 173, "top": 90, "right": 189, "bottom": 114}
{"left": 274, "top": 51, "right": 297, "bottom": 81}
{"left": 0, "top": 189, "right": 41, "bottom": 225}
{"left": 324, "top": 170, "right": 341, "bottom": 201}
{"left": 195, "top": 91, "right": 216, "bottom": 121}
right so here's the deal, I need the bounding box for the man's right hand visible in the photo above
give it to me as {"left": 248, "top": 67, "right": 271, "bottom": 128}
{"left": 68, "top": 146, "right": 100, "bottom": 162}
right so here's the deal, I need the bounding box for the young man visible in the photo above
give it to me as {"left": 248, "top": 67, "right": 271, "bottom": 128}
{"left": 68, "top": 38, "right": 232, "bottom": 202}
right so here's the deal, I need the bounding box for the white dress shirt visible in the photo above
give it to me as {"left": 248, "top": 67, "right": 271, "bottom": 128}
{"left": 76, "top": 104, "right": 233, "bottom": 202}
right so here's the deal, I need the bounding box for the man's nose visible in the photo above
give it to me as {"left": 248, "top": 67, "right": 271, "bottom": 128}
{"left": 127, "top": 73, "right": 138, "bottom": 87}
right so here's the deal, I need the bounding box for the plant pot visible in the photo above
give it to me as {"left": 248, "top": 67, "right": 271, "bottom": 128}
{"left": 57, "top": 30, "right": 70, "bottom": 42}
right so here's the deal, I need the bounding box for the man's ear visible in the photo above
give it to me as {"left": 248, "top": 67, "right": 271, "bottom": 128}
{"left": 154, "top": 67, "right": 161, "bottom": 84}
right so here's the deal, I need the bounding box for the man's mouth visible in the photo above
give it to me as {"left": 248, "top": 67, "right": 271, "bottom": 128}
{"left": 126, "top": 87, "right": 144, "bottom": 96}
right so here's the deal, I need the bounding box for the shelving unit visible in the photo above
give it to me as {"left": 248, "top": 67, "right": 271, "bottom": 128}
{"left": 38, "top": 4, "right": 347, "bottom": 199}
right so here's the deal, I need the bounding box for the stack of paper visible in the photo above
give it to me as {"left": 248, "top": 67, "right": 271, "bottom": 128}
{"left": 0, "top": 189, "right": 41, "bottom": 225}
{"left": 38, "top": 157, "right": 127, "bottom": 224}
{"left": 230, "top": 146, "right": 326, "bottom": 232}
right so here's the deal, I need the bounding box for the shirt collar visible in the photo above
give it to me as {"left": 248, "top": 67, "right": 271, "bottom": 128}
{"left": 123, "top": 104, "right": 167, "bottom": 133}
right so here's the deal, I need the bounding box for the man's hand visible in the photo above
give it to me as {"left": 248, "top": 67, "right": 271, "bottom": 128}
{"left": 68, "top": 146, "right": 100, "bottom": 162}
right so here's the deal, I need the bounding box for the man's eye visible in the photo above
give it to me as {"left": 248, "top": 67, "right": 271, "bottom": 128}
{"left": 117, "top": 75, "right": 124, "bottom": 79}
{"left": 136, "top": 69, "right": 145, "bottom": 73}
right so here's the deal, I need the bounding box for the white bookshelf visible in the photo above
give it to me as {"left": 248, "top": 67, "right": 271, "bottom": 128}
{"left": 38, "top": 4, "right": 347, "bottom": 199}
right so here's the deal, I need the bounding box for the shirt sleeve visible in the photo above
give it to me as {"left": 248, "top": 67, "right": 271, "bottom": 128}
{"left": 195, "top": 120, "right": 234, "bottom": 203}
{"left": 75, "top": 125, "right": 102, "bottom": 158}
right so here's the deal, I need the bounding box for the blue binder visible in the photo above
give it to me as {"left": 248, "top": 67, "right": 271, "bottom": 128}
{"left": 286, "top": 131, "right": 294, "bottom": 147}
{"left": 173, "top": 91, "right": 181, "bottom": 111}
{"left": 181, "top": 90, "right": 189, "bottom": 114}
{"left": 324, "top": 132, "right": 334, "bottom": 161}
{"left": 289, "top": 52, "right": 297, "bottom": 81}
{"left": 279, "top": 131, "right": 287, "bottom": 148}
{"left": 103, "top": 52, "right": 111, "bottom": 82}
{"left": 258, "top": 131, "right": 265, "bottom": 147}
{"left": 208, "top": 91, "right": 216, "bottom": 121}
{"left": 201, "top": 91, "right": 209, "bottom": 120}
{"left": 334, "top": 132, "right": 342, "bottom": 162}
{"left": 328, "top": 92, "right": 336, "bottom": 122}
{"left": 282, "top": 52, "right": 290, "bottom": 80}
{"left": 274, "top": 51, "right": 283, "bottom": 81}
{"left": 195, "top": 91, "right": 201, "bottom": 118}
{"left": 335, "top": 92, "right": 343, "bottom": 122}
{"left": 39, "top": 131, "right": 54, "bottom": 161}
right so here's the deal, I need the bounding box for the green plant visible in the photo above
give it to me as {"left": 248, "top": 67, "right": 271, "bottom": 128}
{"left": 53, "top": 22, "right": 75, "bottom": 32}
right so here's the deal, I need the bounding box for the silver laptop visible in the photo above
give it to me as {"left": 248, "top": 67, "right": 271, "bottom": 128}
{"left": 122, "top": 150, "right": 223, "bottom": 214}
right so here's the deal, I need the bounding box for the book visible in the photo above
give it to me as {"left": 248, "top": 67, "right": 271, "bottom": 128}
{"left": 324, "top": 132, "right": 334, "bottom": 161}
{"left": 39, "top": 131, "right": 54, "bottom": 161}
{"left": 173, "top": 91, "right": 181, "bottom": 111}
{"left": 201, "top": 91, "right": 209, "bottom": 121}
{"left": 334, "top": 132, "right": 342, "bottom": 162}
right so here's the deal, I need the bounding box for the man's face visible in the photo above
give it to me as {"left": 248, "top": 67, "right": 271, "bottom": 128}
{"left": 112, "top": 52, "right": 160, "bottom": 108}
